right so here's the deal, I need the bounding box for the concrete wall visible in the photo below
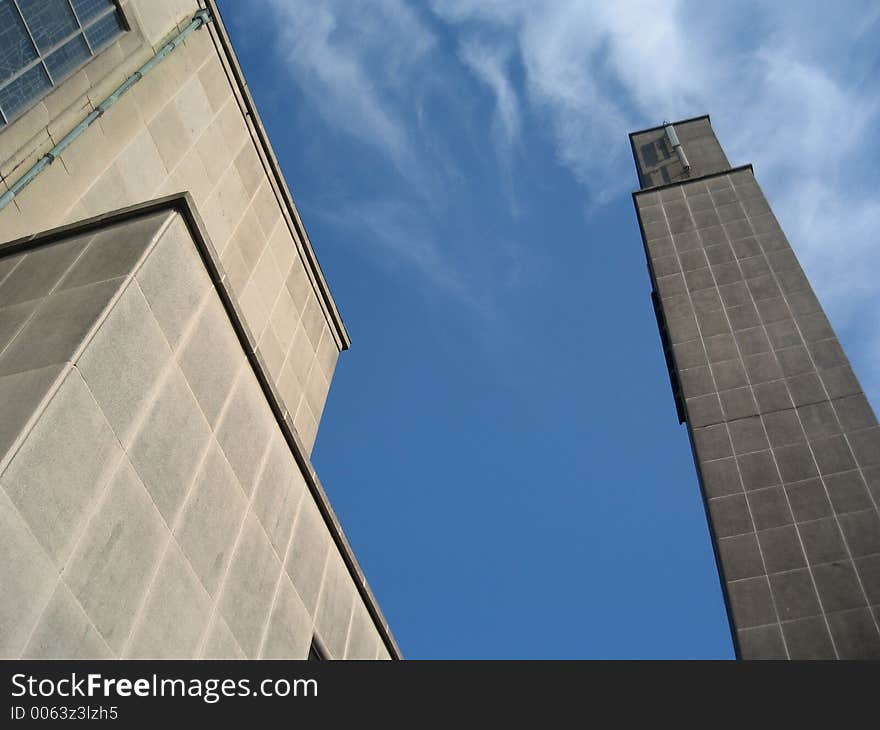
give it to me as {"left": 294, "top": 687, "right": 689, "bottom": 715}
{"left": 0, "top": 208, "right": 390, "bottom": 659}
{"left": 633, "top": 122, "right": 880, "bottom": 658}
{"left": 0, "top": 0, "right": 343, "bottom": 453}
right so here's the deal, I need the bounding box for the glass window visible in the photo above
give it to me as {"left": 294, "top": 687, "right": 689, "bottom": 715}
{"left": 0, "top": 0, "right": 125, "bottom": 129}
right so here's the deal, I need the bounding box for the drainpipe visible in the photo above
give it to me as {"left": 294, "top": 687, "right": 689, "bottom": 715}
{"left": 0, "top": 9, "right": 213, "bottom": 213}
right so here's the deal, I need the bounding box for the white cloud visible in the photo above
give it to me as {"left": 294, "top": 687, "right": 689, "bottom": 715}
{"left": 261, "top": 0, "right": 434, "bottom": 180}
{"left": 257, "top": 0, "right": 880, "bottom": 403}
{"left": 431, "top": 0, "right": 880, "bottom": 404}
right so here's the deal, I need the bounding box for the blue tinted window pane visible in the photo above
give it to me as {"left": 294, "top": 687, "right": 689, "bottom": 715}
{"left": 0, "top": 62, "right": 51, "bottom": 120}
{"left": 0, "top": 0, "right": 38, "bottom": 83}
{"left": 71, "top": 0, "right": 115, "bottom": 23}
{"left": 83, "top": 11, "right": 123, "bottom": 51}
{"left": 18, "top": 0, "right": 79, "bottom": 53}
{"left": 44, "top": 34, "right": 90, "bottom": 82}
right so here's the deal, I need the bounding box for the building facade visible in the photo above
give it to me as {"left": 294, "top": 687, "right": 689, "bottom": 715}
{"left": 0, "top": 0, "right": 399, "bottom": 659}
{"left": 631, "top": 116, "right": 880, "bottom": 659}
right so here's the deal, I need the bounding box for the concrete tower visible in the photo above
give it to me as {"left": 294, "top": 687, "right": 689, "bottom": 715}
{"left": 630, "top": 116, "right": 880, "bottom": 659}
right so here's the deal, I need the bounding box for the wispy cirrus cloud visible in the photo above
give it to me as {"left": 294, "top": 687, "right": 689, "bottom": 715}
{"left": 256, "top": 0, "right": 880, "bottom": 400}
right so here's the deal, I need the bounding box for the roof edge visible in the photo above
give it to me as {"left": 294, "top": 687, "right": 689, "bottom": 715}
{"left": 631, "top": 163, "right": 754, "bottom": 197}
{"left": 628, "top": 114, "right": 712, "bottom": 140}
{"left": 201, "top": 1, "right": 352, "bottom": 351}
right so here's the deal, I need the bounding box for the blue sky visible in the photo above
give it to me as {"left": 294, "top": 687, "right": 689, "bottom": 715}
{"left": 217, "top": 0, "right": 880, "bottom": 658}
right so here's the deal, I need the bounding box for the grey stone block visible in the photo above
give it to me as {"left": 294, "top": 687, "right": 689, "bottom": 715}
{"left": 812, "top": 562, "right": 867, "bottom": 613}
{"left": 0, "top": 299, "right": 39, "bottom": 356}
{"left": 854, "top": 554, "right": 880, "bottom": 604}
{"left": 694, "top": 423, "right": 733, "bottom": 461}
{"left": 78, "top": 282, "right": 173, "bottom": 446}
{"left": 744, "top": 351, "right": 783, "bottom": 385}
{"left": 837, "top": 510, "right": 880, "bottom": 558}
{"left": 785, "top": 479, "right": 832, "bottom": 522}
{"left": 700, "top": 457, "right": 742, "bottom": 498}
{"left": 711, "top": 261, "right": 742, "bottom": 286}
{"left": 774, "top": 443, "right": 818, "bottom": 482}
{"left": 684, "top": 266, "right": 715, "bottom": 293}
{"left": 811, "top": 435, "right": 856, "bottom": 476}
{"left": 796, "top": 312, "right": 834, "bottom": 343}
{"left": 128, "top": 365, "right": 212, "bottom": 524}
{"left": 678, "top": 249, "right": 708, "bottom": 273}
{"left": 285, "top": 496, "right": 331, "bottom": 616}
{"left": 672, "top": 339, "right": 707, "bottom": 370}
{"left": 753, "top": 380, "right": 793, "bottom": 415}
{"left": 718, "top": 533, "right": 764, "bottom": 581}
{"left": 826, "top": 608, "right": 880, "bottom": 659}
{"left": 718, "top": 281, "right": 750, "bottom": 308}
{"left": 253, "top": 432, "right": 307, "bottom": 559}
{"left": 201, "top": 615, "right": 246, "bottom": 659}
{"left": 763, "top": 409, "right": 805, "bottom": 448}
{"left": 696, "top": 309, "right": 730, "bottom": 338}
{"left": 777, "top": 345, "right": 813, "bottom": 377}
{"left": 260, "top": 576, "right": 312, "bottom": 659}
{"left": 135, "top": 217, "right": 212, "bottom": 349}
{"left": 708, "top": 494, "right": 754, "bottom": 537}
{"left": 177, "top": 295, "right": 244, "bottom": 428}
{"left": 65, "top": 460, "right": 167, "bottom": 654}
{"left": 59, "top": 213, "right": 172, "bottom": 291}
{"left": 175, "top": 442, "right": 247, "bottom": 597}
{"left": 126, "top": 541, "right": 212, "bottom": 658}
{"left": 720, "top": 387, "right": 759, "bottom": 421}
{"left": 0, "top": 278, "right": 124, "bottom": 377}
{"left": 314, "top": 551, "right": 355, "bottom": 659}
{"left": 769, "top": 568, "right": 821, "bottom": 621}
{"left": 0, "top": 489, "right": 57, "bottom": 658}
{"left": 0, "top": 236, "right": 92, "bottom": 308}
{"left": 787, "top": 372, "right": 827, "bottom": 407}
{"left": 735, "top": 326, "right": 771, "bottom": 357}
{"left": 755, "top": 296, "right": 790, "bottom": 325}
{"left": 738, "top": 624, "right": 786, "bottom": 659}
{"left": 727, "top": 303, "right": 761, "bottom": 332}
{"left": 747, "top": 487, "right": 793, "bottom": 530}
{"left": 739, "top": 254, "right": 770, "bottom": 279}
{"left": 345, "top": 602, "right": 381, "bottom": 660}
{"left": 765, "top": 319, "right": 801, "bottom": 350}
{"left": 737, "top": 450, "right": 781, "bottom": 491}
{"left": 787, "top": 289, "right": 821, "bottom": 316}
{"left": 0, "top": 364, "right": 67, "bottom": 466}
{"left": 711, "top": 359, "right": 748, "bottom": 391}
{"left": 832, "top": 395, "right": 877, "bottom": 433}
{"left": 680, "top": 366, "right": 715, "bottom": 398}
{"left": 727, "top": 577, "right": 776, "bottom": 628}
{"left": 692, "top": 287, "right": 723, "bottom": 315}
{"left": 758, "top": 524, "right": 805, "bottom": 573}
{"left": 820, "top": 365, "right": 861, "bottom": 399}
{"left": 809, "top": 339, "right": 847, "bottom": 371}
{"left": 781, "top": 616, "right": 835, "bottom": 659}
{"left": 216, "top": 370, "right": 275, "bottom": 496}
{"left": 705, "top": 333, "right": 738, "bottom": 363}
{"left": 731, "top": 237, "right": 761, "bottom": 260}
{"left": 799, "top": 518, "right": 848, "bottom": 565}
{"left": 848, "top": 427, "right": 880, "bottom": 468}
{"left": 22, "top": 583, "right": 112, "bottom": 659}
{"left": 219, "top": 511, "right": 282, "bottom": 658}
{"left": 705, "top": 242, "right": 735, "bottom": 265}
{"left": 1, "top": 369, "right": 121, "bottom": 565}
{"left": 729, "top": 416, "right": 770, "bottom": 454}
{"left": 824, "top": 471, "right": 872, "bottom": 514}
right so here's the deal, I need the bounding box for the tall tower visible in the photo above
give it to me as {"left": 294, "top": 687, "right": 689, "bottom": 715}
{"left": 630, "top": 116, "right": 880, "bottom": 659}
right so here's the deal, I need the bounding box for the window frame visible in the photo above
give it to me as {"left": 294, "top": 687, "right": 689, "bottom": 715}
{"left": 0, "top": 0, "right": 128, "bottom": 128}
